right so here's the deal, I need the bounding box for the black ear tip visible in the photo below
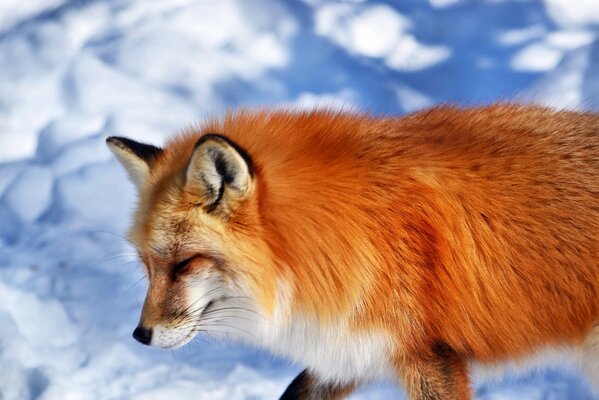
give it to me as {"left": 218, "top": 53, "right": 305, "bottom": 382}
{"left": 106, "top": 136, "right": 130, "bottom": 144}
{"left": 105, "top": 136, "right": 162, "bottom": 162}
{"left": 194, "top": 133, "right": 254, "bottom": 177}
{"left": 194, "top": 133, "right": 227, "bottom": 149}
{"left": 106, "top": 136, "right": 132, "bottom": 147}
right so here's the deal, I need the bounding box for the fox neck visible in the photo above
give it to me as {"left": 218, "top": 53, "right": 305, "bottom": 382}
{"left": 259, "top": 212, "right": 380, "bottom": 322}
{"left": 230, "top": 279, "right": 395, "bottom": 385}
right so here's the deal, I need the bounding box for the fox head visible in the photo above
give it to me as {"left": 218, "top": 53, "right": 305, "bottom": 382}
{"left": 106, "top": 133, "right": 276, "bottom": 349}
{"left": 106, "top": 111, "right": 382, "bottom": 353}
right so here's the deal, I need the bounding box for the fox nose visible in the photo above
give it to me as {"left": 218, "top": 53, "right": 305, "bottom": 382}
{"left": 132, "top": 326, "right": 152, "bottom": 345}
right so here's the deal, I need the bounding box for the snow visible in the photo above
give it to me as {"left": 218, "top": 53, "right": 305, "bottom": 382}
{"left": 428, "top": 0, "right": 463, "bottom": 9}
{"left": 524, "top": 40, "right": 599, "bottom": 110}
{"left": 510, "top": 42, "right": 563, "bottom": 72}
{"left": 314, "top": 3, "right": 451, "bottom": 71}
{"left": 0, "top": 0, "right": 598, "bottom": 399}
{"left": 0, "top": 0, "right": 65, "bottom": 31}
{"left": 544, "top": 0, "right": 599, "bottom": 28}
{"left": 4, "top": 166, "right": 54, "bottom": 223}
{"left": 315, "top": 4, "right": 411, "bottom": 58}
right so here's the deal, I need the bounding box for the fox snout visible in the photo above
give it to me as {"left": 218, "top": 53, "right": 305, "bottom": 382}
{"left": 132, "top": 326, "right": 152, "bottom": 345}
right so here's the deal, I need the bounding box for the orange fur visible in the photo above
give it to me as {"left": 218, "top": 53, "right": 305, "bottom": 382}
{"left": 120, "top": 104, "right": 599, "bottom": 398}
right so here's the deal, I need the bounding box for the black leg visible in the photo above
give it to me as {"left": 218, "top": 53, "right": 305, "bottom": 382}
{"left": 279, "top": 369, "right": 357, "bottom": 400}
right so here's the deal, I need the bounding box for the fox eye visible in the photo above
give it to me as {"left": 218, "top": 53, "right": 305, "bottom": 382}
{"left": 172, "top": 257, "right": 193, "bottom": 278}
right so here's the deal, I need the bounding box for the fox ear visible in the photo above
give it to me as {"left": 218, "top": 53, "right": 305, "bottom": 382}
{"left": 186, "top": 134, "right": 253, "bottom": 214}
{"left": 106, "top": 136, "right": 162, "bottom": 189}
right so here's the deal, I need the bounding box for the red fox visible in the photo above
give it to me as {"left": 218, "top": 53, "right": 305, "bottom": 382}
{"left": 107, "top": 104, "right": 599, "bottom": 400}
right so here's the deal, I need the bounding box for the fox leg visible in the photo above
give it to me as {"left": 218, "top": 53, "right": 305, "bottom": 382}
{"left": 582, "top": 323, "right": 599, "bottom": 396}
{"left": 278, "top": 369, "right": 357, "bottom": 400}
{"left": 397, "top": 343, "right": 472, "bottom": 400}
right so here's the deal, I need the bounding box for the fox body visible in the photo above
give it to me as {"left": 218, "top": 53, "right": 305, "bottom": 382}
{"left": 107, "top": 104, "right": 599, "bottom": 400}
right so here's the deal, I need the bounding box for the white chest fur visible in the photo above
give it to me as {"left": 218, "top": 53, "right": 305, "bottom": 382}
{"left": 256, "top": 315, "right": 395, "bottom": 384}
{"left": 216, "top": 281, "right": 395, "bottom": 384}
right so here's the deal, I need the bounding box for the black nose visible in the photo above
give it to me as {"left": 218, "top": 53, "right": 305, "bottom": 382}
{"left": 132, "top": 326, "right": 152, "bottom": 345}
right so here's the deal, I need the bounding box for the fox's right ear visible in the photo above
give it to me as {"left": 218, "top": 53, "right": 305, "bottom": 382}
{"left": 106, "top": 136, "right": 162, "bottom": 189}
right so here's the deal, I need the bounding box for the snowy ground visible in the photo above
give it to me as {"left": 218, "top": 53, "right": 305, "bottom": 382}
{"left": 0, "top": 0, "right": 598, "bottom": 399}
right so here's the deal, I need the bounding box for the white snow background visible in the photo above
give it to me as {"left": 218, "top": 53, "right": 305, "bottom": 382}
{"left": 0, "top": 0, "right": 598, "bottom": 399}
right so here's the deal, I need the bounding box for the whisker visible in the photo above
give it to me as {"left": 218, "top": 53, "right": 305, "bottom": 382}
{"left": 198, "top": 323, "right": 257, "bottom": 340}
{"left": 86, "top": 229, "right": 132, "bottom": 243}
{"left": 171, "top": 290, "right": 240, "bottom": 322}
{"left": 193, "top": 325, "right": 256, "bottom": 341}
{"left": 188, "top": 296, "right": 263, "bottom": 317}
{"left": 170, "top": 286, "right": 223, "bottom": 323}
{"left": 200, "top": 305, "right": 264, "bottom": 319}
{"left": 177, "top": 313, "right": 261, "bottom": 340}
{"left": 184, "top": 307, "right": 264, "bottom": 322}
{"left": 187, "top": 313, "right": 263, "bottom": 326}
{"left": 125, "top": 275, "right": 148, "bottom": 292}
{"left": 183, "top": 311, "right": 262, "bottom": 326}
{"left": 96, "top": 250, "right": 137, "bottom": 265}
{"left": 189, "top": 335, "right": 212, "bottom": 345}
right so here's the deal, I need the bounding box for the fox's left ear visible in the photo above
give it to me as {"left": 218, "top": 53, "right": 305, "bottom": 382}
{"left": 106, "top": 136, "right": 162, "bottom": 189}
{"left": 185, "top": 134, "right": 253, "bottom": 214}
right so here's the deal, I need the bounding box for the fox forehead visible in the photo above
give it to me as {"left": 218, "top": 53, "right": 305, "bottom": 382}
{"left": 128, "top": 182, "right": 225, "bottom": 262}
